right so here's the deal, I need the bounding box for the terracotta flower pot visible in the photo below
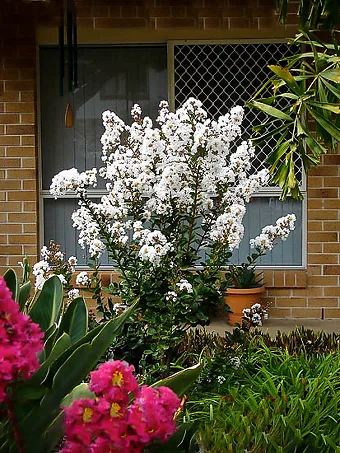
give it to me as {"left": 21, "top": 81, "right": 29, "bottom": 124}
{"left": 225, "top": 286, "right": 265, "bottom": 326}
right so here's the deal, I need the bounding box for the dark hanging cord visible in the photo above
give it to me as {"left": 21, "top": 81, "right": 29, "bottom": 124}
{"left": 58, "top": 0, "right": 65, "bottom": 96}
{"left": 67, "top": 0, "right": 74, "bottom": 92}
{"left": 73, "top": 1, "right": 78, "bottom": 89}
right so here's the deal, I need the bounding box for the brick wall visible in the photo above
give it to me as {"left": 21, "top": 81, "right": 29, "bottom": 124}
{"left": 2, "top": 0, "right": 340, "bottom": 319}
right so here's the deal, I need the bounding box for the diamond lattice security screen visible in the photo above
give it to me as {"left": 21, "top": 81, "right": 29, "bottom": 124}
{"left": 171, "top": 42, "right": 302, "bottom": 183}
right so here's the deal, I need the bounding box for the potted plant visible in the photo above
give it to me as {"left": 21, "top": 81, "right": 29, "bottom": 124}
{"left": 223, "top": 213, "right": 296, "bottom": 326}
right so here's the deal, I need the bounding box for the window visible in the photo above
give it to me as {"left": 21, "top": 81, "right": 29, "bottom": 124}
{"left": 40, "top": 42, "right": 304, "bottom": 268}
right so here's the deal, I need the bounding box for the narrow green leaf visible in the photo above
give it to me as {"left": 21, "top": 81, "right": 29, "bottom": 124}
{"left": 307, "top": 106, "right": 340, "bottom": 142}
{"left": 320, "top": 77, "right": 340, "bottom": 100}
{"left": 308, "top": 101, "right": 340, "bottom": 114}
{"left": 268, "top": 66, "right": 302, "bottom": 94}
{"left": 321, "top": 68, "right": 340, "bottom": 83}
{"left": 248, "top": 100, "right": 293, "bottom": 122}
{"left": 266, "top": 141, "right": 290, "bottom": 167}
{"left": 29, "top": 276, "right": 63, "bottom": 332}
{"left": 3, "top": 268, "right": 19, "bottom": 302}
{"left": 251, "top": 124, "right": 290, "bottom": 146}
{"left": 152, "top": 360, "right": 203, "bottom": 397}
{"left": 18, "top": 281, "right": 32, "bottom": 310}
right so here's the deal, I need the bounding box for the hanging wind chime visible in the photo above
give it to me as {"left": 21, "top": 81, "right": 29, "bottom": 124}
{"left": 59, "top": 0, "right": 78, "bottom": 127}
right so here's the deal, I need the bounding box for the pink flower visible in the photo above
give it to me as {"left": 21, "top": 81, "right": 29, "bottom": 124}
{"left": 89, "top": 360, "right": 138, "bottom": 403}
{"left": 0, "top": 276, "right": 44, "bottom": 402}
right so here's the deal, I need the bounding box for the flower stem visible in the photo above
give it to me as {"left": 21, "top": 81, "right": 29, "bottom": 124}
{"left": 6, "top": 395, "right": 25, "bottom": 453}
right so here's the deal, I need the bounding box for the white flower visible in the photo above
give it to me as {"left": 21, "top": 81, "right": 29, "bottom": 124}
{"left": 230, "top": 356, "right": 241, "bottom": 369}
{"left": 68, "top": 256, "right": 77, "bottom": 270}
{"left": 40, "top": 245, "right": 50, "bottom": 260}
{"left": 76, "top": 271, "right": 90, "bottom": 286}
{"left": 57, "top": 274, "right": 67, "bottom": 285}
{"left": 217, "top": 375, "right": 226, "bottom": 384}
{"left": 68, "top": 289, "right": 80, "bottom": 301}
{"left": 177, "top": 279, "right": 193, "bottom": 293}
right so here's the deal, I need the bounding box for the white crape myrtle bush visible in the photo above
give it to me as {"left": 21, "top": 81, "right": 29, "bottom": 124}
{"left": 50, "top": 98, "right": 296, "bottom": 374}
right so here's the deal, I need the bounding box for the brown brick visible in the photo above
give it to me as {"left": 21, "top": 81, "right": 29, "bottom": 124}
{"left": 268, "top": 307, "right": 291, "bottom": 318}
{"left": 5, "top": 102, "right": 34, "bottom": 113}
{"left": 0, "top": 69, "right": 19, "bottom": 80}
{"left": 222, "top": 6, "right": 246, "bottom": 17}
{"left": 324, "top": 243, "right": 340, "bottom": 254}
{"left": 308, "top": 188, "right": 338, "bottom": 198}
{"left": 285, "top": 272, "right": 296, "bottom": 287}
{"left": 324, "top": 176, "right": 340, "bottom": 187}
{"left": 0, "top": 201, "right": 21, "bottom": 212}
{"left": 0, "top": 245, "right": 22, "bottom": 255}
{"left": 148, "top": 6, "right": 170, "bottom": 17}
{"left": 0, "top": 136, "right": 20, "bottom": 145}
{"left": 308, "top": 243, "right": 322, "bottom": 253}
{"left": 6, "top": 146, "right": 35, "bottom": 157}
{"left": 121, "top": 6, "right": 139, "bottom": 17}
{"left": 229, "top": 17, "right": 251, "bottom": 27}
{"left": 23, "top": 180, "right": 36, "bottom": 190}
{"left": 272, "top": 270, "right": 284, "bottom": 287}
{"left": 0, "top": 113, "right": 20, "bottom": 124}
{"left": 308, "top": 298, "right": 338, "bottom": 307}
{"left": 0, "top": 92, "right": 20, "bottom": 102}
{"left": 6, "top": 125, "right": 35, "bottom": 135}
{"left": 8, "top": 213, "right": 36, "bottom": 222}
{"left": 8, "top": 235, "right": 36, "bottom": 244}
{"left": 7, "top": 191, "right": 36, "bottom": 201}
{"left": 324, "top": 308, "right": 340, "bottom": 318}
{"left": 0, "top": 180, "right": 21, "bottom": 190}
{"left": 20, "top": 113, "right": 35, "bottom": 124}
{"left": 0, "top": 224, "right": 22, "bottom": 234}
{"left": 5, "top": 80, "right": 35, "bottom": 92}
{"left": 204, "top": 17, "right": 222, "bottom": 28}
{"left": 0, "top": 158, "right": 20, "bottom": 168}
{"left": 0, "top": 104, "right": 4, "bottom": 113}
{"left": 309, "top": 254, "right": 338, "bottom": 265}
{"left": 291, "top": 308, "right": 322, "bottom": 318}
{"left": 323, "top": 155, "right": 340, "bottom": 165}
{"left": 308, "top": 221, "right": 322, "bottom": 231}
{"left": 23, "top": 202, "right": 36, "bottom": 211}
{"left": 324, "top": 265, "right": 340, "bottom": 275}
{"left": 156, "top": 17, "right": 195, "bottom": 27}
{"left": 95, "top": 17, "right": 146, "bottom": 27}
{"left": 23, "top": 224, "right": 37, "bottom": 233}
{"left": 307, "top": 176, "right": 322, "bottom": 187}
{"left": 295, "top": 272, "right": 307, "bottom": 288}
{"left": 20, "top": 92, "right": 34, "bottom": 102}
{"left": 278, "top": 298, "right": 307, "bottom": 307}
{"left": 6, "top": 169, "right": 36, "bottom": 179}
{"left": 77, "top": 5, "right": 93, "bottom": 16}
{"left": 267, "top": 288, "right": 292, "bottom": 297}
{"left": 258, "top": 16, "right": 276, "bottom": 27}
{"left": 3, "top": 58, "right": 35, "bottom": 69}
{"left": 324, "top": 199, "right": 340, "bottom": 209}
{"left": 294, "top": 287, "right": 322, "bottom": 297}
{"left": 307, "top": 199, "right": 323, "bottom": 209}
{"left": 307, "top": 232, "right": 337, "bottom": 242}
{"left": 309, "top": 166, "right": 338, "bottom": 176}
{"left": 21, "top": 136, "right": 35, "bottom": 146}
{"left": 323, "top": 221, "right": 340, "bottom": 231}
{"left": 324, "top": 286, "right": 340, "bottom": 297}
{"left": 308, "top": 275, "right": 338, "bottom": 286}
{"left": 263, "top": 270, "right": 274, "bottom": 286}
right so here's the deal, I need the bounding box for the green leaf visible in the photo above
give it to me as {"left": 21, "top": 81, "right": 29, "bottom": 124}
{"left": 307, "top": 106, "right": 340, "bottom": 143}
{"left": 3, "top": 268, "right": 19, "bottom": 302}
{"left": 321, "top": 68, "right": 340, "bottom": 83}
{"left": 247, "top": 100, "right": 294, "bottom": 122}
{"left": 268, "top": 65, "right": 302, "bottom": 94}
{"left": 28, "top": 276, "right": 63, "bottom": 332}
{"left": 308, "top": 101, "right": 340, "bottom": 114}
{"left": 266, "top": 141, "right": 291, "bottom": 168}
{"left": 18, "top": 281, "right": 31, "bottom": 310}
{"left": 320, "top": 77, "right": 340, "bottom": 99}
{"left": 58, "top": 297, "right": 88, "bottom": 343}
{"left": 152, "top": 360, "right": 203, "bottom": 397}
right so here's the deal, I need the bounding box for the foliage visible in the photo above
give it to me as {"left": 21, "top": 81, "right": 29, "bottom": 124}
{"left": 248, "top": 29, "right": 340, "bottom": 199}
{"left": 276, "top": 0, "right": 340, "bottom": 29}
{"left": 184, "top": 340, "right": 340, "bottom": 452}
{"left": 0, "top": 268, "right": 137, "bottom": 453}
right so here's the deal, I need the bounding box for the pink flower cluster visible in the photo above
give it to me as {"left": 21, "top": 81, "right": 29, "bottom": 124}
{"left": 61, "top": 360, "right": 180, "bottom": 453}
{"left": 0, "top": 276, "right": 44, "bottom": 402}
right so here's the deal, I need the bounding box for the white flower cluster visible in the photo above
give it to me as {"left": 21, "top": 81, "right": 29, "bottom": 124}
{"left": 50, "top": 167, "right": 97, "bottom": 198}
{"left": 50, "top": 98, "right": 294, "bottom": 268}
{"left": 229, "top": 356, "right": 241, "bottom": 370}
{"left": 137, "top": 229, "right": 173, "bottom": 266}
{"left": 32, "top": 260, "right": 50, "bottom": 290}
{"left": 67, "top": 288, "right": 80, "bottom": 301}
{"left": 250, "top": 213, "right": 296, "bottom": 253}
{"left": 242, "top": 303, "right": 268, "bottom": 327}
{"left": 176, "top": 279, "right": 193, "bottom": 293}
{"left": 76, "top": 271, "right": 91, "bottom": 286}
